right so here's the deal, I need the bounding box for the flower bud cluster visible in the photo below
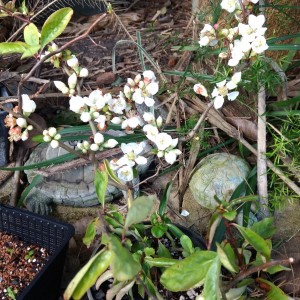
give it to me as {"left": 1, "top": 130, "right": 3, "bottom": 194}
{"left": 4, "top": 95, "right": 36, "bottom": 142}
{"left": 43, "top": 127, "right": 61, "bottom": 149}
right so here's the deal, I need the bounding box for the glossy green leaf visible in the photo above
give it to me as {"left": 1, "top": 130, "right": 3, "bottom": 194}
{"left": 40, "top": 7, "right": 73, "bottom": 48}
{"left": 180, "top": 235, "right": 194, "bottom": 257}
{"left": 109, "top": 235, "right": 141, "bottom": 281}
{"left": 266, "top": 265, "right": 291, "bottom": 275}
{"left": 256, "top": 278, "right": 290, "bottom": 300}
{"left": 125, "top": 195, "right": 155, "bottom": 228}
{"left": 24, "top": 23, "right": 40, "bottom": 46}
{"left": 94, "top": 168, "right": 108, "bottom": 207}
{"left": 216, "top": 242, "right": 239, "bottom": 273}
{"left": 64, "top": 248, "right": 112, "bottom": 300}
{"left": 0, "top": 42, "right": 27, "bottom": 55}
{"left": 21, "top": 45, "right": 41, "bottom": 59}
{"left": 159, "top": 181, "right": 172, "bottom": 216}
{"left": 82, "top": 217, "right": 100, "bottom": 248}
{"left": 151, "top": 223, "right": 168, "bottom": 238}
{"left": 251, "top": 218, "right": 276, "bottom": 239}
{"left": 202, "top": 255, "right": 221, "bottom": 300}
{"left": 234, "top": 225, "right": 271, "bottom": 260}
{"left": 160, "top": 251, "right": 218, "bottom": 292}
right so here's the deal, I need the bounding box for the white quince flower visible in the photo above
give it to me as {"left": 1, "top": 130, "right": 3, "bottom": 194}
{"left": 94, "top": 115, "right": 106, "bottom": 130}
{"left": 143, "top": 124, "right": 159, "bottom": 141}
{"left": 70, "top": 95, "right": 86, "bottom": 113}
{"left": 108, "top": 93, "right": 126, "bottom": 114}
{"left": 80, "top": 112, "right": 91, "bottom": 123}
{"left": 155, "top": 133, "right": 174, "bottom": 151}
{"left": 193, "top": 83, "right": 208, "bottom": 97}
{"left": 94, "top": 132, "right": 104, "bottom": 144}
{"left": 221, "top": 0, "right": 241, "bottom": 13}
{"left": 22, "top": 95, "right": 36, "bottom": 116}
{"left": 103, "top": 139, "right": 118, "bottom": 148}
{"left": 248, "top": 14, "right": 267, "bottom": 37}
{"left": 16, "top": 118, "right": 27, "bottom": 128}
{"left": 111, "top": 117, "right": 122, "bottom": 124}
{"left": 251, "top": 36, "right": 268, "bottom": 54}
{"left": 67, "top": 55, "right": 79, "bottom": 68}
{"left": 132, "top": 88, "right": 155, "bottom": 107}
{"left": 122, "top": 116, "right": 142, "bottom": 129}
{"left": 117, "top": 165, "right": 134, "bottom": 182}
{"left": 118, "top": 142, "right": 147, "bottom": 167}
{"left": 79, "top": 68, "right": 89, "bottom": 78}
{"left": 143, "top": 70, "right": 156, "bottom": 83}
{"left": 226, "top": 72, "right": 242, "bottom": 90}
{"left": 68, "top": 73, "right": 77, "bottom": 89}
{"left": 54, "top": 81, "right": 69, "bottom": 94}
{"left": 143, "top": 112, "right": 155, "bottom": 123}
{"left": 90, "top": 144, "right": 99, "bottom": 151}
{"left": 164, "top": 149, "right": 182, "bottom": 164}
{"left": 50, "top": 140, "right": 59, "bottom": 149}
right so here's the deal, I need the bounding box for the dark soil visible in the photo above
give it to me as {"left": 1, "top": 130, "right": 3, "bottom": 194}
{"left": 0, "top": 232, "right": 50, "bottom": 299}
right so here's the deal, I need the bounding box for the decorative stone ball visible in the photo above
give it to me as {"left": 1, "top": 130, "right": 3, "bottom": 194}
{"left": 189, "top": 153, "right": 250, "bottom": 210}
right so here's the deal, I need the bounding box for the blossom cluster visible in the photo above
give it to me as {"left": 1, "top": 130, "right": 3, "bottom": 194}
{"left": 50, "top": 67, "right": 182, "bottom": 183}
{"left": 194, "top": 1, "right": 268, "bottom": 109}
{"left": 4, "top": 94, "right": 36, "bottom": 141}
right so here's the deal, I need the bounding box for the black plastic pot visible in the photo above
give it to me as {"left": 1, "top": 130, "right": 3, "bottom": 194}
{"left": 0, "top": 204, "right": 75, "bottom": 300}
{"left": 87, "top": 223, "right": 206, "bottom": 300}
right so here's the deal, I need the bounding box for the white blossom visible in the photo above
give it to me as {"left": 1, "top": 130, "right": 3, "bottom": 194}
{"left": 117, "top": 142, "right": 147, "bottom": 167}
{"left": 122, "top": 116, "right": 143, "bottom": 129}
{"left": 79, "top": 68, "right": 89, "bottom": 78}
{"left": 226, "top": 72, "right": 242, "bottom": 90}
{"left": 22, "top": 95, "right": 36, "bottom": 116}
{"left": 54, "top": 81, "right": 69, "bottom": 94}
{"left": 67, "top": 55, "right": 79, "bottom": 68}
{"left": 50, "top": 140, "right": 59, "bottom": 149}
{"left": 48, "top": 127, "right": 57, "bottom": 137}
{"left": 143, "top": 124, "right": 159, "bottom": 141}
{"left": 16, "top": 118, "right": 27, "bottom": 128}
{"left": 143, "top": 112, "right": 155, "bottom": 123}
{"left": 70, "top": 95, "right": 85, "bottom": 113}
{"left": 103, "top": 139, "right": 118, "bottom": 148}
{"left": 80, "top": 112, "right": 91, "bottom": 123}
{"left": 90, "top": 144, "right": 99, "bottom": 151}
{"left": 221, "top": 0, "right": 241, "bottom": 13}
{"left": 117, "top": 165, "right": 134, "bottom": 182}
{"left": 251, "top": 36, "right": 268, "bottom": 54}
{"left": 199, "top": 24, "right": 218, "bottom": 47}
{"left": 193, "top": 83, "right": 208, "bottom": 97}
{"left": 94, "top": 132, "right": 104, "bottom": 144}
{"left": 94, "top": 115, "right": 106, "bottom": 130}
{"left": 154, "top": 133, "right": 174, "bottom": 151}
{"left": 164, "top": 149, "right": 182, "bottom": 164}
{"left": 111, "top": 117, "right": 122, "bottom": 124}
{"left": 68, "top": 73, "right": 77, "bottom": 89}
{"left": 108, "top": 93, "right": 126, "bottom": 114}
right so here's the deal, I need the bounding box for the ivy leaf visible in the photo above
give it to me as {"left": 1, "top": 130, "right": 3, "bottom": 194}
{"left": 40, "top": 7, "right": 73, "bottom": 48}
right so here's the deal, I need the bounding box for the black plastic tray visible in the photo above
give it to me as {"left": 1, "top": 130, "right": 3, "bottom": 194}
{"left": 0, "top": 205, "right": 75, "bottom": 300}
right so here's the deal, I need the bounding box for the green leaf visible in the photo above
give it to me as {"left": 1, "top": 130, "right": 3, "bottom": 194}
{"left": 216, "top": 242, "right": 239, "bottom": 273}
{"left": 267, "top": 44, "right": 300, "bottom": 51}
{"left": 160, "top": 251, "right": 218, "bottom": 292}
{"left": 267, "top": 265, "right": 291, "bottom": 275}
{"left": 202, "top": 255, "right": 221, "bottom": 300}
{"left": 144, "top": 257, "right": 178, "bottom": 267}
{"left": 256, "top": 278, "right": 290, "bottom": 300}
{"left": 267, "top": 33, "right": 300, "bottom": 44}
{"left": 151, "top": 223, "right": 168, "bottom": 238}
{"left": 0, "top": 42, "right": 28, "bottom": 55}
{"left": 234, "top": 225, "right": 271, "bottom": 260}
{"left": 180, "top": 235, "right": 194, "bottom": 257}
{"left": 251, "top": 218, "right": 276, "bottom": 239}
{"left": 225, "top": 286, "right": 247, "bottom": 300}
{"left": 82, "top": 217, "right": 100, "bottom": 248}
{"left": 268, "top": 95, "right": 300, "bottom": 109}
{"left": 40, "top": 7, "right": 73, "bottom": 49}
{"left": 159, "top": 181, "right": 172, "bottom": 216}
{"left": 24, "top": 23, "right": 40, "bottom": 46}
{"left": 144, "top": 247, "right": 155, "bottom": 256}
{"left": 64, "top": 249, "right": 112, "bottom": 300}
{"left": 94, "top": 167, "right": 108, "bottom": 207}
{"left": 222, "top": 210, "right": 237, "bottom": 221}
{"left": 157, "top": 241, "right": 172, "bottom": 258}
{"left": 125, "top": 195, "right": 155, "bottom": 228}
{"left": 21, "top": 45, "right": 41, "bottom": 59}
{"left": 18, "top": 174, "right": 43, "bottom": 207}
{"left": 109, "top": 235, "right": 141, "bottom": 281}
{"left": 103, "top": 159, "right": 123, "bottom": 186}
